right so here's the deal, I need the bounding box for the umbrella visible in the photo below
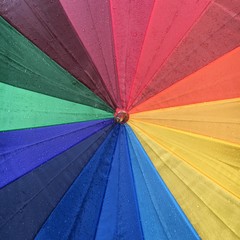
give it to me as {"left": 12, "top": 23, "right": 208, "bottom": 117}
{"left": 0, "top": 0, "right": 240, "bottom": 239}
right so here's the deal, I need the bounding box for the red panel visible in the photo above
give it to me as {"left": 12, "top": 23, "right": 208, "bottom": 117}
{"left": 59, "top": 0, "right": 121, "bottom": 107}
{"left": 110, "top": 0, "right": 155, "bottom": 108}
{"left": 130, "top": 47, "right": 240, "bottom": 113}
{"left": 129, "top": 0, "right": 240, "bottom": 109}
{"left": 0, "top": 0, "right": 116, "bottom": 109}
{"left": 127, "top": 0, "right": 211, "bottom": 110}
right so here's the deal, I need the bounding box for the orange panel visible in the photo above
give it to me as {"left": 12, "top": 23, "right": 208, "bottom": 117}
{"left": 131, "top": 47, "right": 240, "bottom": 113}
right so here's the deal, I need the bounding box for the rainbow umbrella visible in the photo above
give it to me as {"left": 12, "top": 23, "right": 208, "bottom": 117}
{"left": 0, "top": 0, "right": 240, "bottom": 239}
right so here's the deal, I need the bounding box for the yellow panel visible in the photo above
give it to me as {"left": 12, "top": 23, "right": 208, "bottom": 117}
{"left": 129, "top": 120, "right": 240, "bottom": 198}
{"left": 129, "top": 123, "right": 240, "bottom": 239}
{"left": 131, "top": 98, "right": 240, "bottom": 144}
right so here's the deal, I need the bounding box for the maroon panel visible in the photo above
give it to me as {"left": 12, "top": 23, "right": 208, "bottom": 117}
{"left": 129, "top": 0, "right": 240, "bottom": 109}
{"left": 59, "top": 0, "right": 121, "bottom": 107}
{"left": 0, "top": 0, "right": 116, "bottom": 109}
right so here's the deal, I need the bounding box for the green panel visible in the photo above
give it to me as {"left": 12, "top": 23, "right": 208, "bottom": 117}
{"left": 0, "top": 17, "right": 113, "bottom": 113}
{"left": 0, "top": 82, "right": 113, "bottom": 131}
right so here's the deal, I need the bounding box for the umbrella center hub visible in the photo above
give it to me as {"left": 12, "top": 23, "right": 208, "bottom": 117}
{"left": 114, "top": 110, "right": 129, "bottom": 124}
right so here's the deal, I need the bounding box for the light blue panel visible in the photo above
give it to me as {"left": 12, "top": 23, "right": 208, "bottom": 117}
{"left": 126, "top": 125, "right": 200, "bottom": 240}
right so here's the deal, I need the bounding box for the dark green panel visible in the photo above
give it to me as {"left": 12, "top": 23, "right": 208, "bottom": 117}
{"left": 0, "top": 17, "right": 113, "bottom": 113}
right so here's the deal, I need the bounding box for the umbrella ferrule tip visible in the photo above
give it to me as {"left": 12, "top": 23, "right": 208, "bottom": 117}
{"left": 114, "top": 109, "right": 129, "bottom": 124}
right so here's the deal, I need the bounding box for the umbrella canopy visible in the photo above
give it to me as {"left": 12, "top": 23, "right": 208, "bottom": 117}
{"left": 0, "top": 0, "right": 240, "bottom": 239}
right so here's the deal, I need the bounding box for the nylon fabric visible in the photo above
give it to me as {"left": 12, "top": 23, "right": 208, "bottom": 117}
{"left": 59, "top": 0, "right": 120, "bottom": 107}
{"left": 35, "top": 125, "right": 120, "bottom": 240}
{"left": 131, "top": 98, "right": 240, "bottom": 144}
{"left": 131, "top": 47, "right": 240, "bottom": 113}
{"left": 0, "top": 17, "right": 112, "bottom": 113}
{"left": 129, "top": 0, "right": 240, "bottom": 109}
{"left": 95, "top": 125, "right": 143, "bottom": 240}
{"left": 0, "top": 0, "right": 116, "bottom": 108}
{"left": 0, "top": 124, "right": 113, "bottom": 240}
{"left": 0, "top": 120, "right": 113, "bottom": 188}
{"left": 126, "top": 125, "right": 200, "bottom": 240}
{"left": 0, "top": 1, "right": 239, "bottom": 239}
{"left": 0, "top": 82, "right": 113, "bottom": 131}
{"left": 130, "top": 124, "right": 240, "bottom": 239}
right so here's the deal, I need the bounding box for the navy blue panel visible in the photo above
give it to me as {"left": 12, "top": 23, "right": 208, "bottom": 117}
{"left": 0, "top": 119, "right": 113, "bottom": 188}
{"left": 126, "top": 125, "right": 200, "bottom": 240}
{"left": 0, "top": 123, "right": 113, "bottom": 240}
{"left": 95, "top": 125, "right": 143, "bottom": 240}
{"left": 35, "top": 125, "right": 120, "bottom": 240}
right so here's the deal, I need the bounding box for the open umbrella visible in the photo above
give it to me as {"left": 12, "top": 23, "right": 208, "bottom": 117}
{"left": 0, "top": 0, "right": 240, "bottom": 239}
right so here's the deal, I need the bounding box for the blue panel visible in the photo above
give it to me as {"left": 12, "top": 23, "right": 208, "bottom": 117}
{"left": 126, "top": 125, "right": 200, "bottom": 240}
{"left": 35, "top": 125, "right": 120, "bottom": 240}
{"left": 95, "top": 125, "right": 143, "bottom": 240}
{"left": 0, "top": 119, "right": 113, "bottom": 188}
